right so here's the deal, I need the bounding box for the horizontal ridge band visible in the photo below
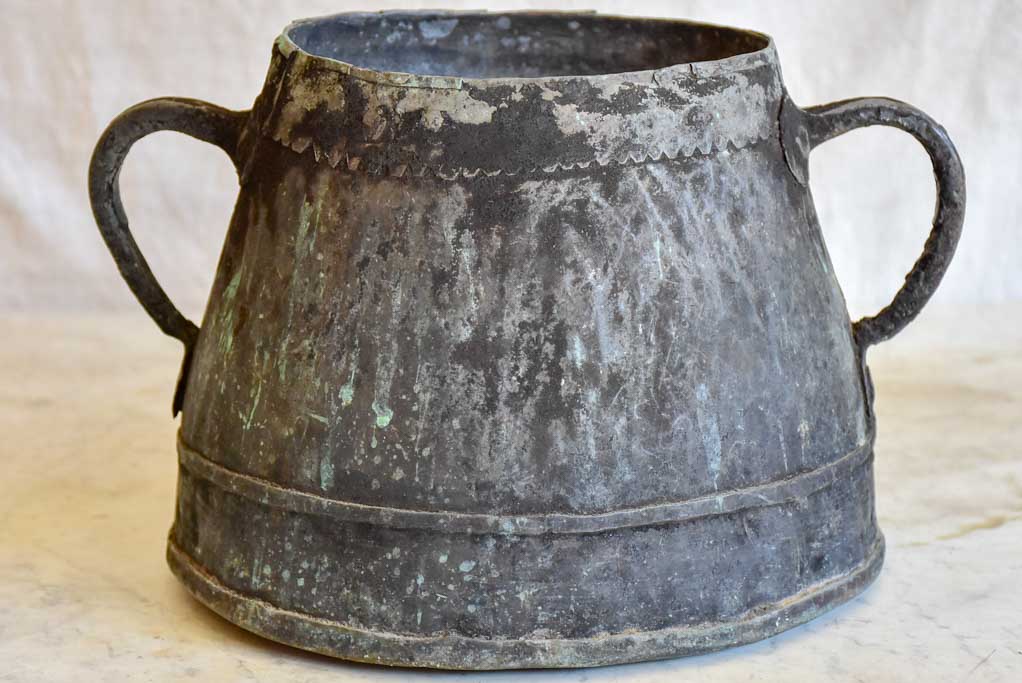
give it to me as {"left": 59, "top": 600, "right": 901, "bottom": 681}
{"left": 177, "top": 431, "right": 874, "bottom": 535}
{"left": 168, "top": 535, "right": 884, "bottom": 668}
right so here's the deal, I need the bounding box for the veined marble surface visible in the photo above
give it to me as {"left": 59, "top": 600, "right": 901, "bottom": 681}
{"left": 1, "top": 308, "right": 1019, "bottom": 681}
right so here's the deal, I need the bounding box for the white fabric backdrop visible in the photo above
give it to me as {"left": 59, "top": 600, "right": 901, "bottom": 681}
{"left": 3, "top": 0, "right": 1019, "bottom": 324}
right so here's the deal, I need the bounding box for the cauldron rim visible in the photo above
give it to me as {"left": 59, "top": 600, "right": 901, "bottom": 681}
{"left": 278, "top": 10, "right": 775, "bottom": 91}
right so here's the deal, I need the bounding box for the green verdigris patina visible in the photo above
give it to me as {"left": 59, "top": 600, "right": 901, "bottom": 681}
{"left": 88, "top": 11, "right": 965, "bottom": 669}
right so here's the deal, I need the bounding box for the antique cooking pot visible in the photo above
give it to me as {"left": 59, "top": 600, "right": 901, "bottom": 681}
{"left": 88, "top": 11, "right": 965, "bottom": 669}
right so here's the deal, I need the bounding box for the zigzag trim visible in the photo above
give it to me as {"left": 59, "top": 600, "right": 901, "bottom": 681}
{"left": 266, "top": 127, "right": 773, "bottom": 180}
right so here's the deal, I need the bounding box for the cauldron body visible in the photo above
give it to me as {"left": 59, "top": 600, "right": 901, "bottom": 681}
{"left": 89, "top": 12, "right": 964, "bottom": 669}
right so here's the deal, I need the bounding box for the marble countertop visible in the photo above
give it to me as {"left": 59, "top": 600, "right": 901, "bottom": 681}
{"left": 2, "top": 308, "right": 1019, "bottom": 681}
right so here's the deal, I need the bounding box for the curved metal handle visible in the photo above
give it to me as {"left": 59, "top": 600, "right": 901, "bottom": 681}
{"left": 88, "top": 97, "right": 247, "bottom": 413}
{"left": 804, "top": 97, "right": 966, "bottom": 350}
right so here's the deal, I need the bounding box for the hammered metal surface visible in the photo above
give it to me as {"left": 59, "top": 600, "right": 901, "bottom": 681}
{"left": 88, "top": 11, "right": 966, "bottom": 669}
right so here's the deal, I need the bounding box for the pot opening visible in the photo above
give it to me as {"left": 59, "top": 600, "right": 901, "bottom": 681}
{"left": 285, "top": 12, "right": 769, "bottom": 80}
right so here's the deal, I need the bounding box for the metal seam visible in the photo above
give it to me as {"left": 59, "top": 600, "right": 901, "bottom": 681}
{"left": 177, "top": 430, "right": 874, "bottom": 535}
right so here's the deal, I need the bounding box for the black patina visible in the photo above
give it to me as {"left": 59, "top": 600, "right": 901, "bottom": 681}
{"left": 88, "top": 11, "right": 965, "bottom": 669}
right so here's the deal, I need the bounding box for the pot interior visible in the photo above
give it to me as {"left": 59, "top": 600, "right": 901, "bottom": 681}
{"left": 286, "top": 12, "right": 768, "bottom": 80}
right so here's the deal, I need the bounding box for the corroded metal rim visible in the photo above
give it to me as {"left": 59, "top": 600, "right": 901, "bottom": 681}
{"left": 177, "top": 430, "right": 875, "bottom": 535}
{"left": 276, "top": 11, "right": 775, "bottom": 91}
{"left": 168, "top": 535, "right": 884, "bottom": 669}
{"left": 251, "top": 11, "right": 786, "bottom": 179}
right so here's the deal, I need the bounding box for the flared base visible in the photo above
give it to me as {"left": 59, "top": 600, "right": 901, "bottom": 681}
{"left": 168, "top": 534, "right": 883, "bottom": 670}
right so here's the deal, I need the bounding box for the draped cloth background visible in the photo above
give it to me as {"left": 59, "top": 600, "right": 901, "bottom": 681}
{"left": 2, "top": 4, "right": 1021, "bottom": 681}
{"left": 2, "top": 0, "right": 1019, "bottom": 321}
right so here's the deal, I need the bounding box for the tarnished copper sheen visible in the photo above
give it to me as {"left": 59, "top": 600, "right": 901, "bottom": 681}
{"left": 89, "top": 11, "right": 965, "bottom": 669}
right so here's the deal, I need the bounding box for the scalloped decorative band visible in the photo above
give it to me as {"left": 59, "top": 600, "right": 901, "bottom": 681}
{"left": 265, "top": 126, "right": 775, "bottom": 180}
{"left": 177, "top": 430, "right": 874, "bottom": 535}
{"left": 245, "top": 38, "right": 786, "bottom": 180}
